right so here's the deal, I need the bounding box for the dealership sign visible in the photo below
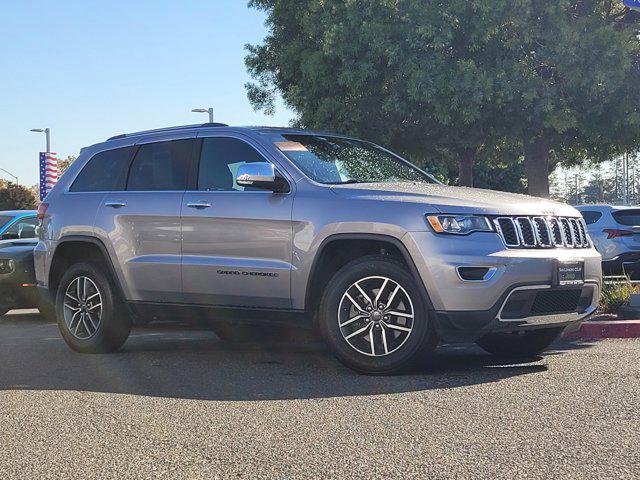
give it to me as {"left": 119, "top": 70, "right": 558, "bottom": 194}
{"left": 624, "top": 0, "right": 640, "bottom": 10}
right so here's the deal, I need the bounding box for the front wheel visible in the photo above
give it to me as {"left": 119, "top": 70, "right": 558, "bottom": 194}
{"left": 56, "top": 262, "right": 131, "bottom": 353}
{"left": 318, "top": 255, "right": 437, "bottom": 375}
{"left": 476, "top": 327, "right": 564, "bottom": 358}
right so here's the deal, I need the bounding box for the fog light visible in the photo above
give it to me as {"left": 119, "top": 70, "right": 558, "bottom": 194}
{"left": 0, "top": 259, "right": 15, "bottom": 274}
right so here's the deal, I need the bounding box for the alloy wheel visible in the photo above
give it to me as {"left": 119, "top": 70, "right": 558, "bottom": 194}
{"left": 337, "top": 276, "right": 414, "bottom": 357}
{"left": 63, "top": 276, "right": 103, "bottom": 340}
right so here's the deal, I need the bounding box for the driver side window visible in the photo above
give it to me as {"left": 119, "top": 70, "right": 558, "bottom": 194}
{"left": 4, "top": 217, "right": 39, "bottom": 239}
{"left": 198, "top": 138, "right": 266, "bottom": 192}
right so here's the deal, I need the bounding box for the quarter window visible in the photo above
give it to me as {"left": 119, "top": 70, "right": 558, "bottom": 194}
{"left": 580, "top": 211, "right": 602, "bottom": 225}
{"left": 70, "top": 147, "right": 134, "bottom": 192}
{"left": 127, "top": 140, "right": 193, "bottom": 191}
{"left": 197, "top": 138, "right": 267, "bottom": 191}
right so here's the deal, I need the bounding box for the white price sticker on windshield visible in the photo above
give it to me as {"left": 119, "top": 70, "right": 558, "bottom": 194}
{"left": 275, "top": 141, "right": 308, "bottom": 152}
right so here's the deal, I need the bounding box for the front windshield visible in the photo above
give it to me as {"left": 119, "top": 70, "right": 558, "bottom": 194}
{"left": 275, "top": 135, "right": 437, "bottom": 185}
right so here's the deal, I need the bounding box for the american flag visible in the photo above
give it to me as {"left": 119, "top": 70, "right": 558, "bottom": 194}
{"left": 39, "top": 152, "right": 58, "bottom": 201}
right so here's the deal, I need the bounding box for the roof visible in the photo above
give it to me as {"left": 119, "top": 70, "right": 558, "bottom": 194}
{"left": 576, "top": 204, "right": 640, "bottom": 211}
{"left": 105, "top": 124, "right": 344, "bottom": 142}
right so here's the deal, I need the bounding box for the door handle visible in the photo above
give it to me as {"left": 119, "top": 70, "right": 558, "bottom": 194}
{"left": 105, "top": 201, "right": 127, "bottom": 209}
{"left": 187, "top": 201, "right": 212, "bottom": 210}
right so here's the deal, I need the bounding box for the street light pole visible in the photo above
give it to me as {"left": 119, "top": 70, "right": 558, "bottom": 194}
{"left": 0, "top": 168, "right": 18, "bottom": 185}
{"left": 191, "top": 108, "right": 214, "bottom": 123}
{"left": 30, "top": 127, "right": 51, "bottom": 153}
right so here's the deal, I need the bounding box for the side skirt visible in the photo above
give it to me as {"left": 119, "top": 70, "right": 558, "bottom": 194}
{"left": 127, "top": 301, "right": 312, "bottom": 328}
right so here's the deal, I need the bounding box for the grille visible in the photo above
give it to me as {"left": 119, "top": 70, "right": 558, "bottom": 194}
{"left": 530, "top": 289, "right": 582, "bottom": 315}
{"left": 494, "top": 216, "right": 591, "bottom": 249}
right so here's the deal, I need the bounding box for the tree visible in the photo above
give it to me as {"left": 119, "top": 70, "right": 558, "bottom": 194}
{"left": 485, "top": 0, "right": 640, "bottom": 197}
{"left": 0, "top": 181, "right": 38, "bottom": 210}
{"left": 245, "top": 0, "right": 517, "bottom": 186}
{"left": 58, "top": 155, "right": 76, "bottom": 175}
{"left": 246, "top": 0, "right": 640, "bottom": 196}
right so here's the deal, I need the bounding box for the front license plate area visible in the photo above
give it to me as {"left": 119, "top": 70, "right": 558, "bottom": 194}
{"left": 555, "top": 260, "right": 585, "bottom": 286}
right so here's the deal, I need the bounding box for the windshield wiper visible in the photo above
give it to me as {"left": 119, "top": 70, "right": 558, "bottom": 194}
{"left": 327, "top": 179, "right": 364, "bottom": 185}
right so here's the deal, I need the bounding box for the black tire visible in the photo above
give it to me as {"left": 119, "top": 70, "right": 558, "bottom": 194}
{"left": 55, "top": 262, "right": 131, "bottom": 353}
{"left": 318, "top": 254, "right": 437, "bottom": 375}
{"left": 476, "top": 327, "right": 564, "bottom": 358}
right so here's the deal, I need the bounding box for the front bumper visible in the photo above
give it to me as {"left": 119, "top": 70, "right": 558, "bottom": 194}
{"left": 402, "top": 231, "right": 602, "bottom": 341}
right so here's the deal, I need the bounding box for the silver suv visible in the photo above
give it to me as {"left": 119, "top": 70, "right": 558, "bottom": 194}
{"left": 35, "top": 124, "right": 602, "bottom": 374}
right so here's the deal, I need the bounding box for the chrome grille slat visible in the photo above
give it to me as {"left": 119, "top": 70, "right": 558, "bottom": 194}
{"left": 495, "top": 216, "right": 590, "bottom": 249}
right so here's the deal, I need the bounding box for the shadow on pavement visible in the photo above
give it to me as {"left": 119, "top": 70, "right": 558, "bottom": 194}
{"left": 0, "top": 311, "right": 590, "bottom": 402}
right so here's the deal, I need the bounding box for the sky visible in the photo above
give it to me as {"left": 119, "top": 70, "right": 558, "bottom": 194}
{"left": 0, "top": 0, "right": 295, "bottom": 186}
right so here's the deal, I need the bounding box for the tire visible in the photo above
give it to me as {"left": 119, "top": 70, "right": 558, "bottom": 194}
{"left": 476, "top": 327, "right": 564, "bottom": 358}
{"left": 318, "top": 254, "right": 437, "bottom": 375}
{"left": 55, "top": 262, "right": 131, "bottom": 353}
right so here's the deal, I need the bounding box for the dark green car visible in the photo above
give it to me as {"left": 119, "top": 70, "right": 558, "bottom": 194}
{"left": 0, "top": 239, "right": 53, "bottom": 319}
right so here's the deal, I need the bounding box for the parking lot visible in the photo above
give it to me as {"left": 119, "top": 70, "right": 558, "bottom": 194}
{"left": 0, "top": 311, "right": 638, "bottom": 479}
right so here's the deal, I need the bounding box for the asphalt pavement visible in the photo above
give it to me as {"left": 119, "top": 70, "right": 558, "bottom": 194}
{"left": 0, "top": 311, "right": 638, "bottom": 479}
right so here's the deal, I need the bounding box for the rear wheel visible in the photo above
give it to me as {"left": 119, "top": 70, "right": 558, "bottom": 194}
{"left": 476, "top": 327, "right": 564, "bottom": 358}
{"left": 318, "top": 255, "right": 437, "bottom": 375}
{"left": 56, "top": 262, "right": 131, "bottom": 353}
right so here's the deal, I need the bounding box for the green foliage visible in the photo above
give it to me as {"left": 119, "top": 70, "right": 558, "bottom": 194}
{"left": 58, "top": 155, "right": 76, "bottom": 175}
{"left": 0, "top": 181, "right": 38, "bottom": 210}
{"left": 600, "top": 280, "right": 640, "bottom": 314}
{"left": 246, "top": 0, "right": 640, "bottom": 193}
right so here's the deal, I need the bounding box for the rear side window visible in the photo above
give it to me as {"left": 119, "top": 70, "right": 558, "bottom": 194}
{"left": 127, "top": 140, "right": 193, "bottom": 191}
{"left": 580, "top": 211, "right": 602, "bottom": 225}
{"left": 613, "top": 209, "right": 640, "bottom": 226}
{"left": 70, "top": 147, "right": 134, "bottom": 192}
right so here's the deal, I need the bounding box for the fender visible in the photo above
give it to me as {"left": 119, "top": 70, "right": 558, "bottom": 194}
{"left": 304, "top": 233, "right": 434, "bottom": 311}
{"left": 52, "top": 235, "right": 128, "bottom": 302}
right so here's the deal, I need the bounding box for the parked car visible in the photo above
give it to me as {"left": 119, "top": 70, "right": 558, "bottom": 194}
{"left": 0, "top": 237, "right": 54, "bottom": 319}
{"left": 0, "top": 210, "right": 38, "bottom": 240}
{"left": 34, "top": 124, "right": 601, "bottom": 374}
{"left": 576, "top": 205, "right": 640, "bottom": 277}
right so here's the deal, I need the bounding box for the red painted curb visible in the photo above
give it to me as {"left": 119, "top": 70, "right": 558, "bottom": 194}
{"left": 563, "top": 320, "right": 640, "bottom": 340}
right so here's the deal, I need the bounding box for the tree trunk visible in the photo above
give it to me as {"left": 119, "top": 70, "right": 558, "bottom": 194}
{"left": 458, "top": 149, "right": 475, "bottom": 187}
{"left": 524, "top": 138, "right": 550, "bottom": 198}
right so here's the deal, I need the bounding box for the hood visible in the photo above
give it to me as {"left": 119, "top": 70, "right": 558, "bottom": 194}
{"left": 330, "top": 182, "right": 578, "bottom": 216}
{"left": 0, "top": 239, "right": 38, "bottom": 253}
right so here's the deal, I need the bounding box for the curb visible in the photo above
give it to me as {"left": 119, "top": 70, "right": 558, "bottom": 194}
{"left": 563, "top": 320, "right": 640, "bottom": 340}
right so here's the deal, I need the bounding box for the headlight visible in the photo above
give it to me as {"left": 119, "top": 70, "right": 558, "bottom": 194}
{"left": 426, "top": 215, "right": 493, "bottom": 235}
{"left": 0, "top": 259, "right": 15, "bottom": 274}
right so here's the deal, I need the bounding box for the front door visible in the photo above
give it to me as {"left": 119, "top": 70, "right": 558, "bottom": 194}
{"left": 94, "top": 136, "right": 196, "bottom": 303}
{"left": 181, "top": 135, "right": 294, "bottom": 308}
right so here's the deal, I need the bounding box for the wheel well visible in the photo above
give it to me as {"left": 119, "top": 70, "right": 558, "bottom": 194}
{"left": 306, "top": 238, "right": 410, "bottom": 316}
{"left": 49, "top": 241, "right": 111, "bottom": 296}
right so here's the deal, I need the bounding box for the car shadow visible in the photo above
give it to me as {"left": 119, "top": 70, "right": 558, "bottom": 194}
{"left": 0, "top": 311, "right": 590, "bottom": 402}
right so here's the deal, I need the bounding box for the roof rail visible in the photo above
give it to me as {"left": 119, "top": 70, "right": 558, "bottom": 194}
{"left": 106, "top": 123, "right": 229, "bottom": 141}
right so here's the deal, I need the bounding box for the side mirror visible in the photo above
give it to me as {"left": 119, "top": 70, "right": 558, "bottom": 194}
{"left": 0, "top": 233, "right": 20, "bottom": 241}
{"left": 236, "top": 162, "right": 289, "bottom": 193}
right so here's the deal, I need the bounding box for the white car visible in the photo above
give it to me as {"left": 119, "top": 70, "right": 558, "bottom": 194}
{"left": 576, "top": 205, "right": 640, "bottom": 276}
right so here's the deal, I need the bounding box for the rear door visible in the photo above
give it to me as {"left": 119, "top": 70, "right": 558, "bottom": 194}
{"left": 94, "top": 134, "right": 196, "bottom": 303}
{"left": 181, "top": 134, "right": 294, "bottom": 308}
